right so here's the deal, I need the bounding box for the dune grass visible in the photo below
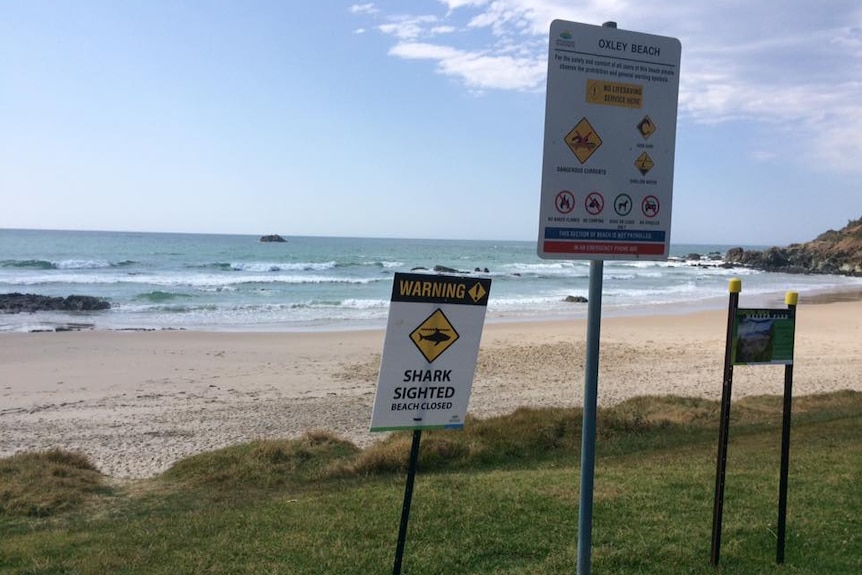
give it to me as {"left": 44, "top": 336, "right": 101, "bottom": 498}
{"left": 0, "top": 449, "right": 112, "bottom": 517}
{"left": 1, "top": 391, "right": 860, "bottom": 574}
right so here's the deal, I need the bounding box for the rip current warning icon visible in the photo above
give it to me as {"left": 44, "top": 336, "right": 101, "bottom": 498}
{"left": 565, "top": 118, "right": 602, "bottom": 164}
{"left": 410, "top": 309, "right": 460, "bottom": 363}
{"left": 637, "top": 115, "right": 657, "bottom": 139}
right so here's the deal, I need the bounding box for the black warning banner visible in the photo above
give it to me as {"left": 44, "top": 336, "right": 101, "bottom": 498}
{"left": 390, "top": 273, "right": 491, "bottom": 306}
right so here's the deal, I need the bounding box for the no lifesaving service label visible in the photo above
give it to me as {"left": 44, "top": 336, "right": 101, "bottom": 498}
{"left": 586, "top": 79, "right": 643, "bottom": 109}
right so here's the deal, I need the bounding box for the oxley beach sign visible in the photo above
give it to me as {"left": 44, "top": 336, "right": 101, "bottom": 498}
{"left": 538, "top": 20, "right": 681, "bottom": 260}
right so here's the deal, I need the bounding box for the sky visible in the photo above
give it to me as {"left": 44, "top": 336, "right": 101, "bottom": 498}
{"left": 1, "top": 0, "right": 860, "bottom": 246}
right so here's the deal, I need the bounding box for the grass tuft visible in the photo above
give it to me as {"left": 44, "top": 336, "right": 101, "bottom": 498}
{"left": 161, "top": 429, "right": 361, "bottom": 490}
{"left": 346, "top": 407, "right": 581, "bottom": 476}
{"left": 0, "top": 449, "right": 109, "bottom": 517}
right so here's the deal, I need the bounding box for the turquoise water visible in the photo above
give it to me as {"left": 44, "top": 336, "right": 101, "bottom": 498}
{"left": 1, "top": 229, "right": 860, "bottom": 332}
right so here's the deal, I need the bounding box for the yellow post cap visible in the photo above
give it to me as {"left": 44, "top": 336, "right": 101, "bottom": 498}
{"left": 785, "top": 292, "right": 799, "bottom": 306}
{"left": 728, "top": 278, "right": 742, "bottom": 293}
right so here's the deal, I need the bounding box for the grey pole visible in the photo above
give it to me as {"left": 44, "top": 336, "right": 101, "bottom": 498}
{"left": 577, "top": 260, "right": 604, "bottom": 575}
{"left": 576, "top": 23, "right": 615, "bottom": 575}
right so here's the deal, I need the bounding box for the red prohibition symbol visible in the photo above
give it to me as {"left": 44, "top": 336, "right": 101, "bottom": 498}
{"left": 585, "top": 192, "right": 604, "bottom": 215}
{"left": 642, "top": 195, "right": 660, "bottom": 217}
{"left": 555, "top": 190, "right": 575, "bottom": 214}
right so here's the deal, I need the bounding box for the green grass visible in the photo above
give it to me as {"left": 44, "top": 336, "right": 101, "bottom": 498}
{"left": 1, "top": 392, "right": 860, "bottom": 574}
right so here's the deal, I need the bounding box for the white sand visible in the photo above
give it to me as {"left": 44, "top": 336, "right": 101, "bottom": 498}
{"left": 1, "top": 299, "right": 860, "bottom": 478}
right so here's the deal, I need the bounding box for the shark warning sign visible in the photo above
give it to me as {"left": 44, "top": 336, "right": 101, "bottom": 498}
{"left": 370, "top": 273, "right": 491, "bottom": 432}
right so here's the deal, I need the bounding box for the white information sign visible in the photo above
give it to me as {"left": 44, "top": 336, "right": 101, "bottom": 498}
{"left": 370, "top": 273, "right": 491, "bottom": 432}
{"left": 538, "top": 20, "right": 681, "bottom": 260}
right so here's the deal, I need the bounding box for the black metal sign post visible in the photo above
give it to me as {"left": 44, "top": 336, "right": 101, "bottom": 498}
{"left": 776, "top": 292, "right": 798, "bottom": 564}
{"left": 393, "top": 429, "right": 422, "bottom": 575}
{"left": 711, "top": 282, "right": 798, "bottom": 566}
{"left": 710, "top": 278, "right": 741, "bottom": 566}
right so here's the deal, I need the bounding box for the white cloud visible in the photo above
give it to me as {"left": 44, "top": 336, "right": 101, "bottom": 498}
{"left": 390, "top": 41, "right": 545, "bottom": 90}
{"left": 430, "top": 25, "right": 457, "bottom": 35}
{"left": 832, "top": 26, "right": 862, "bottom": 51}
{"left": 389, "top": 42, "right": 460, "bottom": 60}
{"left": 354, "top": 0, "right": 862, "bottom": 172}
{"left": 751, "top": 150, "right": 779, "bottom": 163}
{"left": 378, "top": 15, "right": 440, "bottom": 40}
{"left": 441, "top": 0, "right": 490, "bottom": 8}
{"left": 349, "top": 3, "right": 378, "bottom": 15}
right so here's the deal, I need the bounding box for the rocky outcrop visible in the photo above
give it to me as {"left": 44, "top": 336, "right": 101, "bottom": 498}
{"left": 725, "top": 217, "right": 862, "bottom": 276}
{"left": 0, "top": 293, "right": 111, "bottom": 313}
{"left": 259, "top": 234, "right": 287, "bottom": 243}
{"left": 684, "top": 252, "right": 723, "bottom": 261}
{"left": 430, "top": 265, "right": 487, "bottom": 274}
{"left": 564, "top": 295, "right": 588, "bottom": 303}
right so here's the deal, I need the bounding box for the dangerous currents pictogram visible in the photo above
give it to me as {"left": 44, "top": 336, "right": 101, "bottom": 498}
{"left": 565, "top": 117, "right": 602, "bottom": 164}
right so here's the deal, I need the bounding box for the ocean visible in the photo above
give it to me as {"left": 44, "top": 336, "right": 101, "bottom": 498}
{"left": 2, "top": 229, "right": 860, "bottom": 332}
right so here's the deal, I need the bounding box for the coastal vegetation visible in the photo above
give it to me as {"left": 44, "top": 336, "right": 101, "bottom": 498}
{"left": 1, "top": 392, "right": 859, "bottom": 574}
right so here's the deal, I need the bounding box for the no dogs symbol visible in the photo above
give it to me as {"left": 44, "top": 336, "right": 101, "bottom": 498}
{"left": 614, "top": 194, "right": 633, "bottom": 216}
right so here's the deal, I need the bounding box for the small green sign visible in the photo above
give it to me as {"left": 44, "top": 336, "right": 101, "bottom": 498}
{"left": 732, "top": 308, "right": 796, "bottom": 365}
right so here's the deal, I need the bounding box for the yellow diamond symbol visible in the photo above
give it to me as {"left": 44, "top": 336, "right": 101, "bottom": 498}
{"left": 634, "top": 152, "right": 654, "bottom": 176}
{"left": 467, "top": 282, "right": 487, "bottom": 303}
{"left": 565, "top": 117, "right": 602, "bottom": 164}
{"left": 637, "top": 115, "right": 657, "bottom": 139}
{"left": 410, "top": 309, "right": 459, "bottom": 363}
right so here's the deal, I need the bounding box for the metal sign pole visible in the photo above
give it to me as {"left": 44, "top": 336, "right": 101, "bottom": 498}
{"left": 776, "top": 291, "right": 798, "bottom": 564}
{"left": 577, "top": 260, "right": 604, "bottom": 575}
{"left": 710, "top": 278, "right": 741, "bottom": 566}
{"left": 537, "top": 19, "right": 680, "bottom": 574}
{"left": 393, "top": 429, "right": 422, "bottom": 575}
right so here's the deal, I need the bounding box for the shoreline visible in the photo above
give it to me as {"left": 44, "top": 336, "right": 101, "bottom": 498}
{"left": 2, "top": 298, "right": 861, "bottom": 479}
{"left": 3, "top": 284, "right": 862, "bottom": 335}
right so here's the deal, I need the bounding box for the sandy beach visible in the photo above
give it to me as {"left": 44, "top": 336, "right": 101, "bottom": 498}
{"left": 2, "top": 296, "right": 860, "bottom": 479}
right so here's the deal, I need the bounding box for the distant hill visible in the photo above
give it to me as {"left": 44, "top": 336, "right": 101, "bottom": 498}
{"left": 725, "top": 217, "right": 862, "bottom": 276}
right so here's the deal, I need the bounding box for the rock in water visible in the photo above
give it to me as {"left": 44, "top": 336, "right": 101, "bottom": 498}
{"left": 0, "top": 293, "right": 111, "bottom": 313}
{"left": 259, "top": 234, "right": 287, "bottom": 243}
{"left": 564, "top": 295, "right": 588, "bottom": 303}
